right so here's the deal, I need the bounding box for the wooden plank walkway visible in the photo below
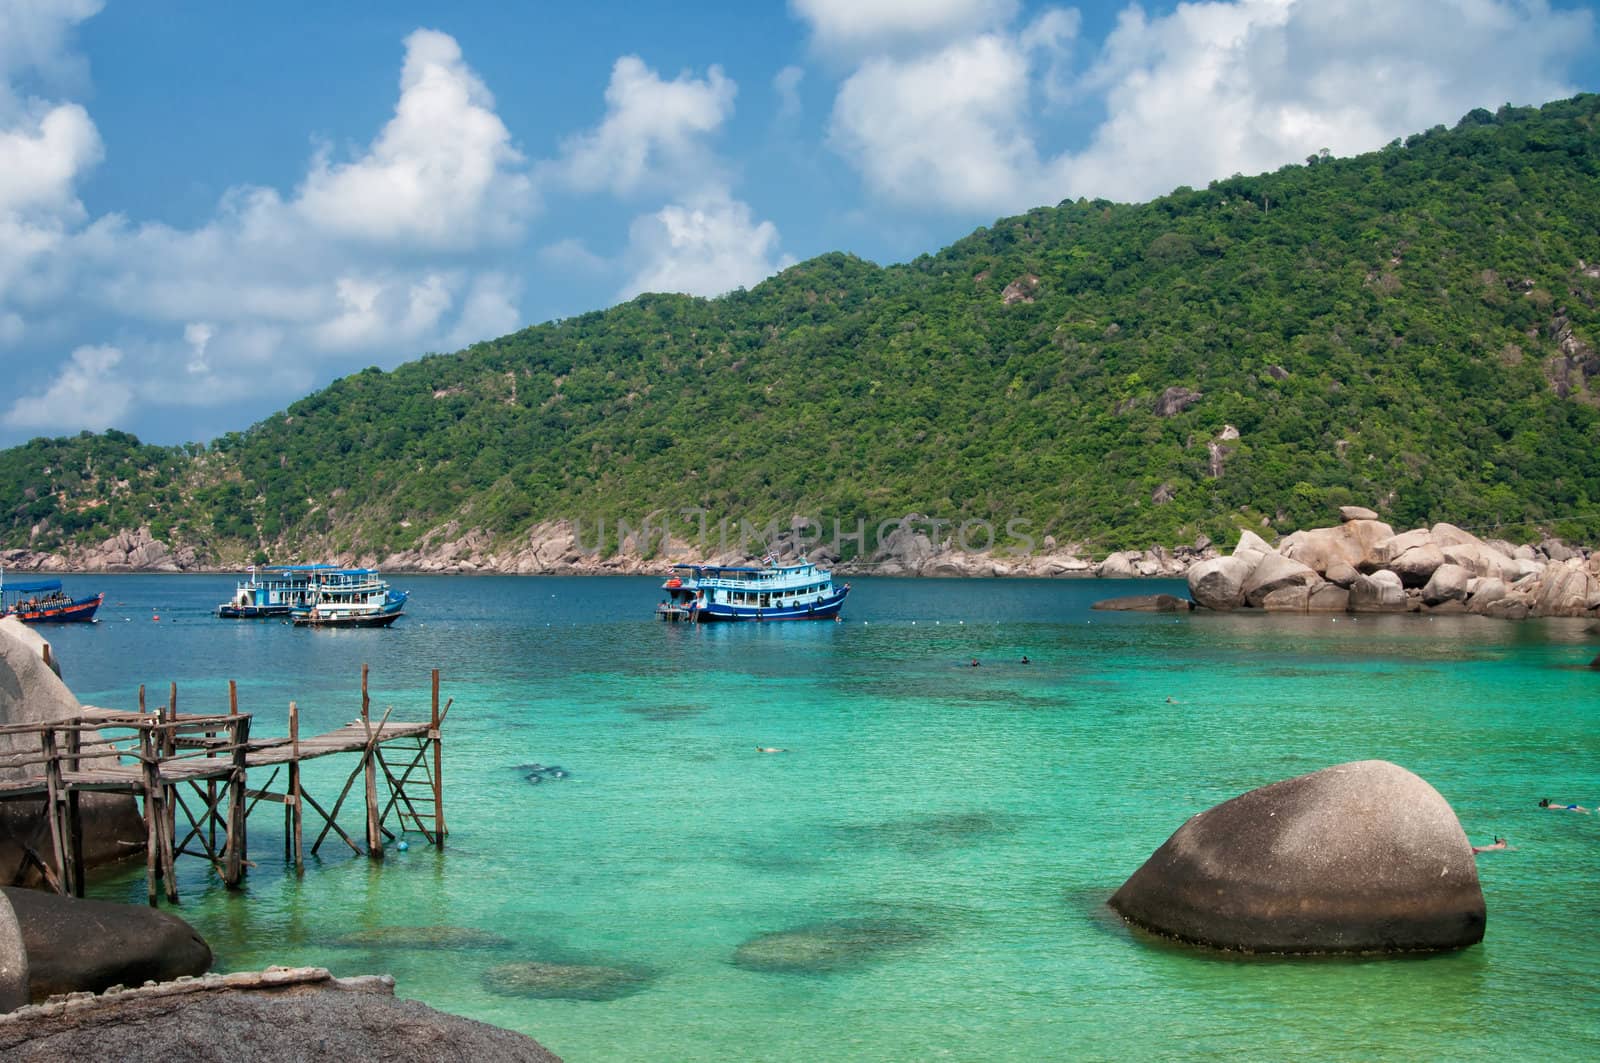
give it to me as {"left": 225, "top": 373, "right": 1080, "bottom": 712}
{"left": 0, "top": 666, "right": 448, "bottom": 905}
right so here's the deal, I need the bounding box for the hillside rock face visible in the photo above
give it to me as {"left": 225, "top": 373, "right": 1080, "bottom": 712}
{"left": 1109, "top": 761, "right": 1486, "bottom": 953}
{"left": 1190, "top": 513, "right": 1596, "bottom": 620}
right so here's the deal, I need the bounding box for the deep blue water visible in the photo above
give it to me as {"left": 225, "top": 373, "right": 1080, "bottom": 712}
{"left": 35, "top": 574, "right": 1600, "bottom": 1061}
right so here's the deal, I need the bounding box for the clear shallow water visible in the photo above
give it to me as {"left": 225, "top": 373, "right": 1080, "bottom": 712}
{"left": 41, "top": 574, "right": 1600, "bottom": 1061}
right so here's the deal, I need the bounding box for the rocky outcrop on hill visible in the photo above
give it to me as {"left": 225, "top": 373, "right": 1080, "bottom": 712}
{"left": 0, "top": 966, "right": 561, "bottom": 1061}
{"left": 1109, "top": 761, "right": 1486, "bottom": 953}
{"left": 1189, "top": 513, "right": 1597, "bottom": 620}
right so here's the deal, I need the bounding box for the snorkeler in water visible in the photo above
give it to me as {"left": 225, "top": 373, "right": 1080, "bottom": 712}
{"left": 1539, "top": 798, "right": 1591, "bottom": 814}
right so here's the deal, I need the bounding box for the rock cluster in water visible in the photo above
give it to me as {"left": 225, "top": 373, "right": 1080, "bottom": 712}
{"left": 1109, "top": 760, "right": 1486, "bottom": 954}
{"left": 732, "top": 918, "right": 930, "bottom": 974}
{"left": 1187, "top": 510, "right": 1600, "bottom": 619}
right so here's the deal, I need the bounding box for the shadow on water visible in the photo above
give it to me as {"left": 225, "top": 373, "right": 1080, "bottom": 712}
{"left": 830, "top": 810, "right": 1021, "bottom": 855}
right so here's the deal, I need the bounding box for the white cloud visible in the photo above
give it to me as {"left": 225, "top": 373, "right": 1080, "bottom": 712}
{"left": 1056, "top": 0, "right": 1594, "bottom": 202}
{"left": 549, "top": 55, "right": 736, "bottom": 197}
{"left": 829, "top": 34, "right": 1049, "bottom": 213}
{"left": 791, "top": 0, "right": 1018, "bottom": 55}
{"left": 0, "top": 0, "right": 102, "bottom": 116}
{"left": 537, "top": 237, "right": 609, "bottom": 274}
{"left": 2, "top": 342, "right": 129, "bottom": 431}
{"left": 296, "top": 29, "right": 533, "bottom": 248}
{"left": 819, "top": 0, "right": 1595, "bottom": 212}
{"left": 0, "top": 25, "right": 532, "bottom": 438}
{"left": 620, "top": 190, "right": 795, "bottom": 300}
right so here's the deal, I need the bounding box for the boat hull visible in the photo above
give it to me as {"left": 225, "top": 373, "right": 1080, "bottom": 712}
{"left": 694, "top": 588, "right": 848, "bottom": 622}
{"left": 7, "top": 594, "right": 103, "bottom": 623}
{"left": 292, "top": 610, "right": 403, "bottom": 628}
{"left": 216, "top": 604, "right": 292, "bottom": 619}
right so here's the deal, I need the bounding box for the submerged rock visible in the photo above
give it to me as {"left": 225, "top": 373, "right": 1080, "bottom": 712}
{"left": 733, "top": 918, "right": 930, "bottom": 974}
{"left": 1091, "top": 594, "right": 1193, "bottom": 612}
{"left": 3, "top": 887, "right": 211, "bottom": 1001}
{"left": 483, "top": 960, "right": 651, "bottom": 1001}
{"left": 1108, "top": 760, "right": 1485, "bottom": 954}
{"left": 333, "top": 926, "right": 511, "bottom": 950}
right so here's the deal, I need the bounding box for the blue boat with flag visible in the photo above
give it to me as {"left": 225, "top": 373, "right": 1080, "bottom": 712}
{"left": 657, "top": 559, "right": 848, "bottom": 622}
{"left": 290, "top": 568, "right": 408, "bottom": 628}
{"left": 216, "top": 564, "right": 337, "bottom": 618}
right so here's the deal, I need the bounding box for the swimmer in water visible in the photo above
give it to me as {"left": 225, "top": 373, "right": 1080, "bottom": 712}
{"left": 970, "top": 658, "right": 981, "bottom": 667}
{"left": 1020, "top": 655, "right": 1030, "bottom": 664}
{"left": 1539, "top": 798, "right": 1590, "bottom": 813}
{"left": 757, "top": 746, "right": 787, "bottom": 754}
{"left": 1471, "top": 837, "right": 1511, "bottom": 854}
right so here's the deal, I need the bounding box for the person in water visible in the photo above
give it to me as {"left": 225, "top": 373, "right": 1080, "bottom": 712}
{"left": 756, "top": 746, "right": 787, "bottom": 754}
{"left": 970, "top": 658, "right": 981, "bottom": 667}
{"left": 1471, "top": 837, "right": 1510, "bottom": 854}
{"left": 1020, "top": 655, "right": 1030, "bottom": 664}
{"left": 1539, "top": 798, "right": 1591, "bottom": 813}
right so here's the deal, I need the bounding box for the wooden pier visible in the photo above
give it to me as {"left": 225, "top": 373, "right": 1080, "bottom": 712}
{"left": 0, "top": 666, "right": 448, "bottom": 905}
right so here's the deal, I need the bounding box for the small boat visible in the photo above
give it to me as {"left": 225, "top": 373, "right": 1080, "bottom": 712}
{"left": 290, "top": 568, "right": 408, "bottom": 628}
{"left": 657, "top": 559, "right": 848, "bottom": 622}
{"left": 0, "top": 573, "right": 103, "bottom": 623}
{"left": 216, "top": 564, "right": 337, "bottom": 618}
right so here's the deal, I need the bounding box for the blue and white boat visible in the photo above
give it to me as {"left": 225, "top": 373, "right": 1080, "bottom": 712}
{"left": 216, "top": 564, "right": 336, "bottom": 618}
{"left": 289, "top": 568, "right": 408, "bottom": 628}
{"left": 657, "top": 559, "right": 848, "bottom": 622}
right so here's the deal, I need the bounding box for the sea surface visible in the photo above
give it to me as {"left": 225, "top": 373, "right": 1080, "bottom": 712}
{"left": 41, "top": 574, "right": 1600, "bottom": 1061}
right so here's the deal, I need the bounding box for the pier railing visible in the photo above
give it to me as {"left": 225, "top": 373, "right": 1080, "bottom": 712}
{"left": 0, "top": 666, "right": 447, "bottom": 905}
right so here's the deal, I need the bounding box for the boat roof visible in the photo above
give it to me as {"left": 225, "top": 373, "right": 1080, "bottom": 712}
{"left": 4, "top": 579, "right": 63, "bottom": 593}
{"left": 671, "top": 562, "right": 818, "bottom": 574}
{"left": 263, "top": 563, "right": 340, "bottom": 572}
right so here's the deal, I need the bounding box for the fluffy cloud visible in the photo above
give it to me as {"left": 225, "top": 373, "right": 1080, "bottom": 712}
{"left": 815, "top": 0, "right": 1594, "bottom": 213}
{"left": 1, "top": 342, "right": 128, "bottom": 432}
{"left": 1059, "top": 0, "right": 1593, "bottom": 201}
{"left": 296, "top": 29, "right": 533, "bottom": 248}
{"left": 792, "top": 0, "right": 1018, "bottom": 54}
{"left": 620, "top": 191, "right": 795, "bottom": 300}
{"left": 550, "top": 55, "right": 736, "bottom": 197}
{"left": 830, "top": 34, "right": 1046, "bottom": 213}
{"left": 1, "top": 26, "right": 533, "bottom": 438}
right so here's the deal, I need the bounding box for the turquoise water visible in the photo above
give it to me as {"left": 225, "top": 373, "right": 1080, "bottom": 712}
{"left": 44, "top": 574, "right": 1600, "bottom": 1061}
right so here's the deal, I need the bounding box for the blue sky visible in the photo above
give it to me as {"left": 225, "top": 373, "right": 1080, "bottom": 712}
{"left": 2, "top": 0, "right": 1598, "bottom": 449}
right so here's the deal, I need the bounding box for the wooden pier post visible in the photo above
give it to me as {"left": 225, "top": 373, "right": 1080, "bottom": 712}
{"left": 224, "top": 713, "right": 250, "bottom": 887}
{"left": 362, "top": 665, "right": 383, "bottom": 859}
{"left": 140, "top": 722, "right": 158, "bottom": 905}
{"left": 64, "top": 727, "right": 85, "bottom": 897}
{"left": 288, "top": 701, "right": 303, "bottom": 875}
{"left": 161, "top": 683, "right": 178, "bottom": 901}
{"left": 432, "top": 669, "right": 446, "bottom": 845}
{"left": 40, "top": 728, "right": 69, "bottom": 896}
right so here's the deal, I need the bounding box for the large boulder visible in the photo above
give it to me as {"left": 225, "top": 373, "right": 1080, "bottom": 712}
{"left": 1187, "top": 555, "right": 1255, "bottom": 611}
{"left": 1441, "top": 543, "right": 1521, "bottom": 582}
{"left": 1389, "top": 544, "right": 1447, "bottom": 587}
{"left": 1280, "top": 520, "right": 1394, "bottom": 574}
{"left": 1242, "top": 553, "right": 1320, "bottom": 607}
{"left": 0, "top": 622, "right": 144, "bottom": 884}
{"left": 1532, "top": 559, "right": 1596, "bottom": 617}
{"left": 1370, "top": 528, "right": 1435, "bottom": 568}
{"left": 2, "top": 888, "right": 212, "bottom": 1001}
{"left": 1339, "top": 506, "right": 1379, "bottom": 522}
{"left": 1108, "top": 761, "right": 1485, "bottom": 953}
{"left": 1348, "top": 570, "right": 1407, "bottom": 612}
{"left": 1096, "top": 552, "right": 1138, "bottom": 578}
{"left": 0, "top": 967, "right": 560, "bottom": 1061}
{"left": 0, "top": 891, "right": 25, "bottom": 1013}
{"left": 1421, "top": 563, "right": 1472, "bottom": 605}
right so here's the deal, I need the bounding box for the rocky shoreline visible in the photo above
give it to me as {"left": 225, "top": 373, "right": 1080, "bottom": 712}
{"left": 2, "top": 514, "right": 1595, "bottom": 622}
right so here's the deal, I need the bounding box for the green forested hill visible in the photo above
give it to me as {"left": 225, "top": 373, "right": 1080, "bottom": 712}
{"left": 5, "top": 96, "right": 1600, "bottom": 563}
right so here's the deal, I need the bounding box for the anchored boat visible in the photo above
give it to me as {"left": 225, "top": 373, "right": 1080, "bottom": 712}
{"left": 216, "top": 564, "right": 338, "bottom": 618}
{"left": 657, "top": 559, "right": 848, "bottom": 622}
{"left": 0, "top": 573, "right": 103, "bottom": 623}
{"left": 290, "top": 568, "right": 408, "bottom": 628}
